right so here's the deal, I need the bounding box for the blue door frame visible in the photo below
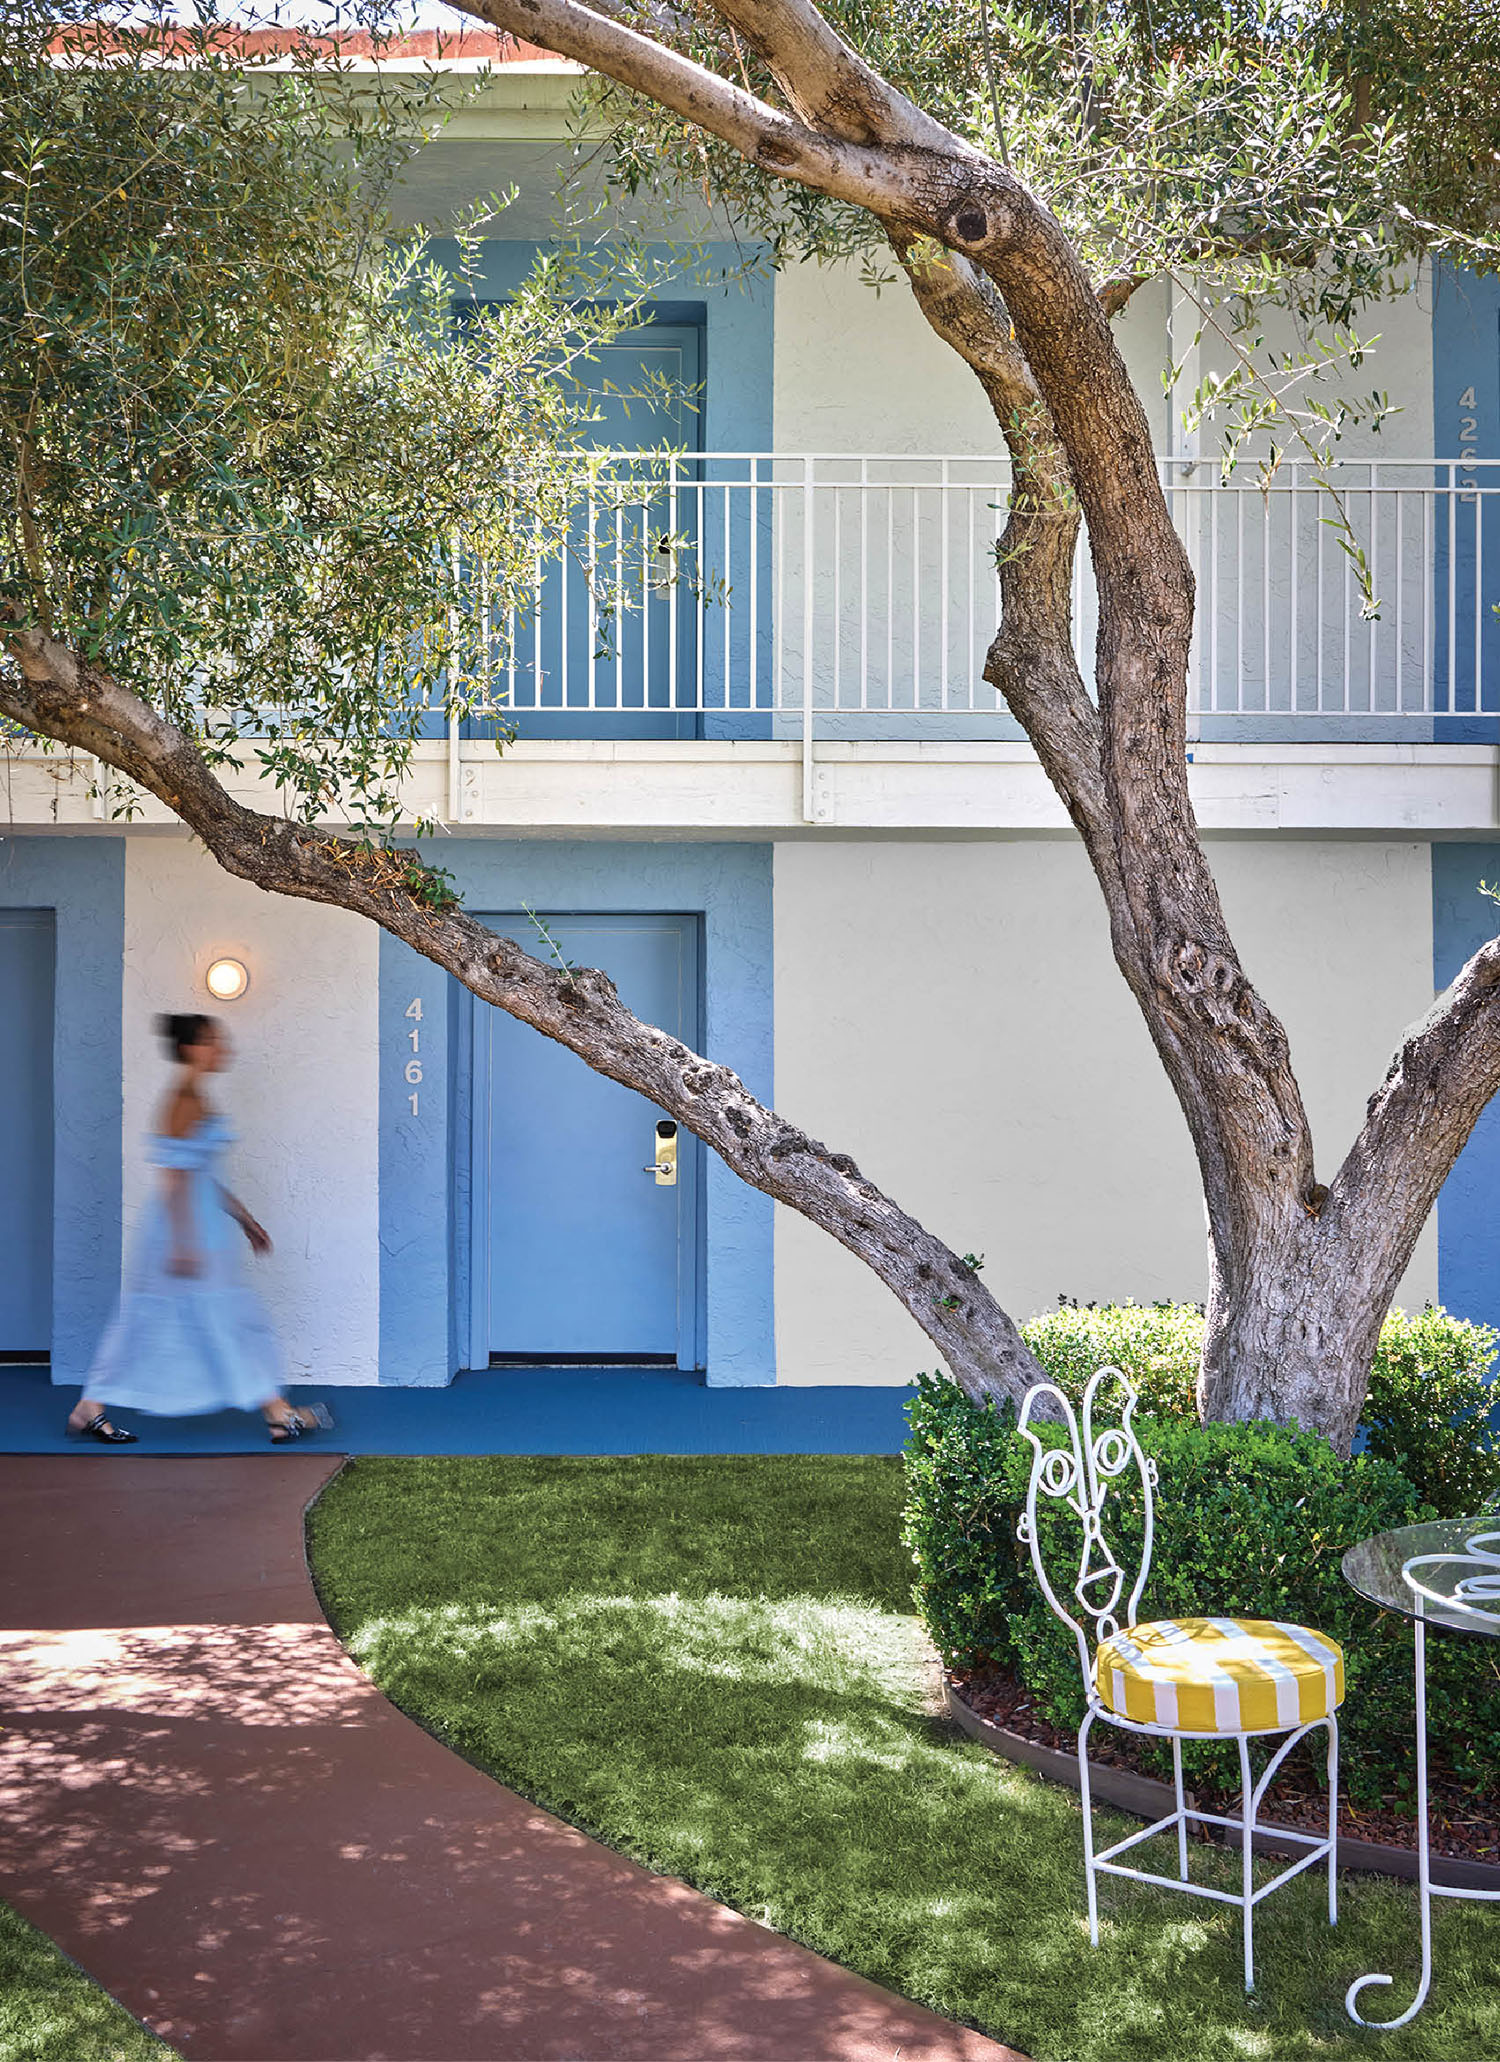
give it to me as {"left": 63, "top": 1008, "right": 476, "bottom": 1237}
{"left": 463, "top": 912, "right": 704, "bottom": 1369}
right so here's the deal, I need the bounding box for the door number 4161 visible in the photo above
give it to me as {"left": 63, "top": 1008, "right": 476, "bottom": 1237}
{"left": 404, "top": 997, "right": 423, "bottom": 1114}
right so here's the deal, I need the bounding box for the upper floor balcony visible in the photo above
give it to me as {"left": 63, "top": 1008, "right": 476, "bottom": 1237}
{"left": 8, "top": 454, "right": 1499, "bottom": 840}
{"left": 447, "top": 451, "right": 1500, "bottom": 759}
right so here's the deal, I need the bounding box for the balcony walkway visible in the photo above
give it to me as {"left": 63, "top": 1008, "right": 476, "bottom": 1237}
{"left": 0, "top": 1453, "right": 1019, "bottom": 2061}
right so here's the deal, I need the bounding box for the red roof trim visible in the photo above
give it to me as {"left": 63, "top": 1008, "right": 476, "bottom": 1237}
{"left": 48, "top": 24, "right": 558, "bottom": 64}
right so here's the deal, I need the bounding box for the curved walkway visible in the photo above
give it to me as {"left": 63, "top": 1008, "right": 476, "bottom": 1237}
{"left": 0, "top": 1457, "right": 1023, "bottom": 2062}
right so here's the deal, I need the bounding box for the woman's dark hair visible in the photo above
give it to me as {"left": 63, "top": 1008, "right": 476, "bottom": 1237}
{"left": 155, "top": 1013, "right": 218, "bottom": 1062}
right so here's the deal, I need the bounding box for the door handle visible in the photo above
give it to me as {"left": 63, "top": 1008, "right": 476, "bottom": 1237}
{"left": 644, "top": 1119, "right": 678, "bottom": 1185}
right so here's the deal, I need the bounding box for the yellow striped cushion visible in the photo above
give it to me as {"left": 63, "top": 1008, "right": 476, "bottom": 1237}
{"left": 1093, "top": 1617, "right": 1344, "bottom": 1734}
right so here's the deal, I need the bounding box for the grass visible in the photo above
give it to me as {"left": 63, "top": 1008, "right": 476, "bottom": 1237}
{"left": 0, "top": 1901, "right": 175, "bottom": 2062}
{"left": 308, "top": 1454, "right": 1500, "bottom": 2062}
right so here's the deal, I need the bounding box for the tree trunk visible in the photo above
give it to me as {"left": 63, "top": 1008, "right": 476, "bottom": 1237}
{"left": 1201, "top": 1278, "right": 1383, "bottom": 1458}
{"left": 1200, "top": 1226, "right": 1376, "bottom": 1454}
{"left": 1200, "top": 1215, "right": 1415, "bottom": 1456}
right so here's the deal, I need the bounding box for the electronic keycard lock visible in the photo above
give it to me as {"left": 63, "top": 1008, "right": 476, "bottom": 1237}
{"left": 644, "top": 1119, "right": 678, "bottom": 1186}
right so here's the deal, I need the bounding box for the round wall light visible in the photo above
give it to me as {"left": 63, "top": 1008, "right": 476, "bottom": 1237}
{"left": 205, "top": 956, "right": 249, "bottom": 1002}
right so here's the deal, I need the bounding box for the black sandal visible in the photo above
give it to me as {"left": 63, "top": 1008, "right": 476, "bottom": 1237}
{"left": 267, "top": 1402, "right": 334, "bottom": 1444}
{"left": 66, "top": 1412, "right": 138, "bottom": 1445}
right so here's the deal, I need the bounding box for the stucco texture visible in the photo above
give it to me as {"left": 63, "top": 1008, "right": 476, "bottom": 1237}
{"left": 122, "top": 838, "right": 380, "bottom": 1385}
{"left": 773, "top": 260, "right": 1171, "bottom": 455}
{"left": 771, "top": 835, "right": 1438, "bottom": 1385}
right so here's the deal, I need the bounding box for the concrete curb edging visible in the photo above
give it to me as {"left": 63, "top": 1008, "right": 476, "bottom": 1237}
{"left": 945, "top": 1678, "right": 1500, "bottom": 1895}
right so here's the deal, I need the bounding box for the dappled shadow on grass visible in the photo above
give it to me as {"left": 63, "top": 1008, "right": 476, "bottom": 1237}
{"left": 312, "top": 1457, "right": 1500, "bottom": 2062}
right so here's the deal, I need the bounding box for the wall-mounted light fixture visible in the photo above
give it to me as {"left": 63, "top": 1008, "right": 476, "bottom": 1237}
{"left": 205, "top": 956, "right": 249, "bottom": 1002}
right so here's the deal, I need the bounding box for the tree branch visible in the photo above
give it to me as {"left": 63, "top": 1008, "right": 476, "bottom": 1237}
{"left": 459, "top": 7, "right": 1185, "bottom": 647}
{"left": 455, "top": 0, "right": 957, "bottom": 211}
{"left": 1331, "top": 934, "right": 1500, "bottom": 1258}
{"left": 1098, "top": 274, "right": 1147, "bottom": 318}
{"left": 707, "top": 0, "right": 955, "bottom": 152}
{"left": 1, "top": 623, "right": 1047, "bottom": 1409}
{"left": 879, "top": 231, "right": 1310, "bottom": 1236}
{"left": 881, "top": 237, "right": 1114, "bottom": 859}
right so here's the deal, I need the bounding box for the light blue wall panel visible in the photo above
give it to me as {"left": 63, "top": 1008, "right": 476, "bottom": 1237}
{"left": 1433, "top": 263, "right": 1500, "bottom": 740}
{"left": 377, "top": 925, "right": 456, "bottom": 1388}
{"left": 1433, "top": 843, "right": 1500, "bottom": 1328}
{"left": 379, "top": 841, "right": 774, "bottom": 1387}
{"left": 0, "top": 836, "right": 124, "bottom": 1382}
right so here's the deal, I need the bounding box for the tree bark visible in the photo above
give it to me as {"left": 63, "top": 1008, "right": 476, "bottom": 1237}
{"left": 0, "top": 624, "right": 1048, "bottom": 1412}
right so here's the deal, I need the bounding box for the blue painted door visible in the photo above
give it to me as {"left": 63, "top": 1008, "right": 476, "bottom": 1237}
{"left": 0, "top": 911, "right": 54, "bottom": 1354}
{"left": 473, "top": 913, "right": 700, "bottom": 1363}
{"left": 471, "top": 324, "right": 704, "bottom": 742}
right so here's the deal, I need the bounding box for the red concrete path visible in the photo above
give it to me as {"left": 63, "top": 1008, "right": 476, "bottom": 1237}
{"left": 0, "top": 1458, "right": 1023, "bottom": 2062}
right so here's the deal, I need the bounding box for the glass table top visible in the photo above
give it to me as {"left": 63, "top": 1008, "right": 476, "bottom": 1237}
{"left": 1343, "top": 1519, "right": 1500, "bottom": 1637}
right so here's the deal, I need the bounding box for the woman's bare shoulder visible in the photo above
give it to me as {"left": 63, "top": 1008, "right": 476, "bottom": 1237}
{"left": 159, "top": 1086, "right": 201, "bottom": 1140}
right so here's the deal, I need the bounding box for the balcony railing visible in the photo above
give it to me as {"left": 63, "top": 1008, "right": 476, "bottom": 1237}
{"left": 454, "top": 454, "right": 1500, "bottom": 747}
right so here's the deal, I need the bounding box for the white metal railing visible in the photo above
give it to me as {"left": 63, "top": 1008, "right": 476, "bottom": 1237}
{"left": 1176, "top": 458, "right": 1500, "bottom": 730}
{"left": 453, "top": 452, "right": 1500, "bottom": 741}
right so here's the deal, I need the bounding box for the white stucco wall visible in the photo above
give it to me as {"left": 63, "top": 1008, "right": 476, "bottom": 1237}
{"left": 774, "top": 261, "right": 1172, "bottom": 454}
{"left": 122, "top": 837, "right": 381, "bottom": 1384}
{"left": 771, "top": 834, "right": 1439, "bottom": 1384}
{"left": 1191, "top": 264, "right": 1435, "bottom": 463}
{"left": 773, "top": 258, "right": 1435, "bottom": 461}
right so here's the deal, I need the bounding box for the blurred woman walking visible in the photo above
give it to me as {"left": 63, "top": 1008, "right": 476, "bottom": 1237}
{"left": 67, "top": 1013, "right": 332, "bottom": 1446}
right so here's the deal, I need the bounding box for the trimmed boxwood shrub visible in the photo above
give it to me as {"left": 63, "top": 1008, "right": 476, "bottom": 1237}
{"left": 1016, "top": 1299, "right": 1203, "bottom": 1422}
{"left": 902, "top": 1303, "right": 1500, "bottom": 1808}
{"left": 1362, "top": 1304, "right": 1500, "bottom": 1517}
{"left": 1019, "top": 1300, "right": 1500, "bottom": 1516}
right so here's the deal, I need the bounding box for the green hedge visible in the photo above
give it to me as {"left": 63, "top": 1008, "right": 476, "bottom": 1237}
{"left": 1016, "top": 1302, "right": 1500, "bottom": 1513}
{"left": 902, "top": 1303, "right": 1500, "bottom": 1807}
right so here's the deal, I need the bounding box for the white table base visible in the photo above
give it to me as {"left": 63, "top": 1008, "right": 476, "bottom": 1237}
{"left": 1346, "top": 1611, "right": 1500, "bottom": 2029}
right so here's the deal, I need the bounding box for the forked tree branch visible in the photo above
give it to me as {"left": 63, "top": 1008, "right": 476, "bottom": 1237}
{"left": 457, "top": 0, "right": 955, "bottom": 209}
{"left": 708, "top": 0, "right": 954, "bottom": 151}
{"left": 1, "top": 623, "right": 1048, "bottom": 1409}
{"left": 430, "top": 0, "right": 1493, "bottom": 1444}
{"left": 1332, "top": 936, "right": 1500, "bottom": 1252}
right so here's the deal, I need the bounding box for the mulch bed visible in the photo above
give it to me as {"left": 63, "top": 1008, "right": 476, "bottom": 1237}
{"left": 951, "top": 1665, "right": 1500, "bottom": 1864}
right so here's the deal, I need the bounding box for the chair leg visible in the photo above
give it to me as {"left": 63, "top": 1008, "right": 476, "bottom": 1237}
{"left": 1172, "top": 1736, "right": 1189, "bottom": 1880}
{"left": 1078, "top": 1707, "right": 1100, "bottom": 1947}
{"left": 1238, "top": 1734, "right": 1256, "bottom": 1992}
{"left": 1326, "top": 1715, "right": 1340, "bottom": 1926}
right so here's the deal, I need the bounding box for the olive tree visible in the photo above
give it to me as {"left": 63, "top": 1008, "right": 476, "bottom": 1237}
{"left": 439, "top": 0, "right": 1500, "bottom": 1449}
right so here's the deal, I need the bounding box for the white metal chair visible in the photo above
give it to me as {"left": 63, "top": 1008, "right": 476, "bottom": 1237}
{"left": 1016, "top": 1367, "right": 1343, "bottom": 1991}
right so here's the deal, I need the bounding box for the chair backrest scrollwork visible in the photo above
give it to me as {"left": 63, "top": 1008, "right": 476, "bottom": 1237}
{"left": 1016, "top": 1366, "right": 1157, "bottom": 1691}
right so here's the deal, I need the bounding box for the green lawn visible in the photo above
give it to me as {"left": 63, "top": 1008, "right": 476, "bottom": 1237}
{"left": 0, "top": 1901, "right": 174, "bottom": 2062}
{"left": 308, "top": 1454, "right": 1500, "bottom": 2062}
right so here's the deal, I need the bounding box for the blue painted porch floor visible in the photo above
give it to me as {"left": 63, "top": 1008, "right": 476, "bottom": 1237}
{"left": 0, "top": 1362, "right": 916, "bottom": 1456}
